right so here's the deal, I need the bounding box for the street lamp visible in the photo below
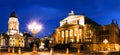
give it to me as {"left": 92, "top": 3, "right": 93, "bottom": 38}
{"left": 103, "top": 39, "right": 108, "bottom": 44}
{"left": 103, "top": 39, "right": 108, "bottom": 51}
{"left": 28, "top": 21, "right": 42, "bottom": 54}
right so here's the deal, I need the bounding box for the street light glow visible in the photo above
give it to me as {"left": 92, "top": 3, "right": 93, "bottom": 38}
{"left": 28, "top": 21, "right": 42, "bottom": 34}
{"left": 103, "top": 39, "right": 108, "bottom": 44}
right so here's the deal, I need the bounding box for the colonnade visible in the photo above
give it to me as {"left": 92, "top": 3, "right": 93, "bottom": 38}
{"left": 57, "top": 28, "right": 82, "bottom": 44}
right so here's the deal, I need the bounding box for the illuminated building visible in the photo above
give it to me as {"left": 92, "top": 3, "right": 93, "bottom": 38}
{"left": 0, "top": 34, "right": 6, "bottom": 47}
{"left": 93, "top": 20, "right": 119, "bottom": 51}
{"left": 0, "top": 12, "right": 32, "bottom": 48}
{"left": 0, "top": 33, "right": 9, "bottom": 48}
{"left": 7, "top": 12, "right": 25, "bottom": 47}
{"left": 52, "top": 11, "right": 120, "bottom": 51}
{"left": 7, "top": 12, "right": 19, "bottom": 35}
{"left": 9, "top": 34, "right": 24, "bottom": 47}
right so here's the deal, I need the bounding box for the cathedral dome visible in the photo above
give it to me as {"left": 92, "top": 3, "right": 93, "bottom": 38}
{"left": 10, "top": 11, "right": 17, "bottom": 18}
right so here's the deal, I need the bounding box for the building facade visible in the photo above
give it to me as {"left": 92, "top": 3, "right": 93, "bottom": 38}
{"left": 0, "top": 34, "right": 6, "bottom": 47}
{"left": 0, "top": 12, "right": 33, "bottom": 48}
{"left": 7, "top": 12, "right": 19, "bottom": 35}
{"left": 52, "top": 11, "right": 120, "bottom": 51}
{"left": 7, "top": 12, "right": 25, "bottom": 47}
{"left": 93, "top": 22, "right": 120, "bottom": 51}
{"left": 0, "top": 33, "right": 9, "bottom": 48}
{"left": 9, "top": 34, "right": 24, "bottom": 47}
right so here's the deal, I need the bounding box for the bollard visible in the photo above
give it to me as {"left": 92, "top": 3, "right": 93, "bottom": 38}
{"left": 66, "top": 48, "right": 69, "bottom": 54}
{"left": 18, "top": 47, "right": 21, "bottom": 54}
{"left": 78, "top": 48, "right": 80, "bottom": 54}
{"left": 50, "top": 48, "right": 54, "bottom": 55}
{"left": 12, "top": 47, "right": 15, "bottom": 53}
{"left": 8, "top": 47, "right": 10, "bottom": 53}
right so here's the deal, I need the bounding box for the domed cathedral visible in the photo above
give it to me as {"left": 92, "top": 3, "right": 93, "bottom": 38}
{"left": 7, "top": 11, "right": 25, "bottom": 48}
{"left": 7, "top": 11, "right": 19, "bottom": 35}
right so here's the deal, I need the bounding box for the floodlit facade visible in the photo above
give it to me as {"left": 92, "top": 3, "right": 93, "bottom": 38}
{"left": 93, "top": 21, "right": 120, "bottom": 51}
{"left": 9, "top": 34, "right": 24, "bottom": 47}
{"left": 7, "top": 12, "right": 25, "bottom": 47}
{"left": 0, "top": 12, "right": 33, "bottom": 48}
{"left": 0, "top": 34, "right": 6, "bottom": 47}
{"left": 52, "top": 11, "right": 120, "bottom": 51}
{"left": 0, "top": 33, "right": 9, "bottom": 48}
{"left": 7, "top": 12, "right": 19, "bottom": 35}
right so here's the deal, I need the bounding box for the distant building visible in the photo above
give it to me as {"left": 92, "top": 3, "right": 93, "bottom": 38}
{"left": 0, "top": 34, "right": 6, "bottom": 47}
{"left": 93, "top": 20, "right": 119, "bottom": 51}
{"left": 52, "top": 11, "right": 120, "bottom": 51}
{"left": 23, "top": 32, "right": 32, "bottom": 48}
{"left": 0, "top": 33, "right": 9, "bottom": 48}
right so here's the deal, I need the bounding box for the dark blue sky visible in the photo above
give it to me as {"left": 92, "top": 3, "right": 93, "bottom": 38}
{"left": 0, "top": 0, "right": 120, "bottom": 38}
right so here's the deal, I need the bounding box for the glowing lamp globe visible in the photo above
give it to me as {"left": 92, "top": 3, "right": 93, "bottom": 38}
{"left": 28, "top": 22, "right": 42, "bottom": 34}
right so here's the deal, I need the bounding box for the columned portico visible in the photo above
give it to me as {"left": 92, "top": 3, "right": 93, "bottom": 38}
{"left": 53, "top": 11, "right": 120, "bottom": 52}
{"left": 56, "top": 27, "right": 82, "bottom": 44}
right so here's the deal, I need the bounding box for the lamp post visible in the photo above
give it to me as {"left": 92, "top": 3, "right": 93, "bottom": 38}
{"left": 28, "top": 22, "right": 42, "bottom": 54}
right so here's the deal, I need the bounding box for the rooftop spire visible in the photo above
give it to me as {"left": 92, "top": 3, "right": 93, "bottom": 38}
{"left": 10, "top": 11, "right": 17, "bottom": 18}
{"left": 112, "top": 19, "right": 115, "bottom": 24}
{"left": 69, "top": 10, "right": 74, "bottom": 16}
{"left": 116, "top": 20, "right": 118, "bottom": 25}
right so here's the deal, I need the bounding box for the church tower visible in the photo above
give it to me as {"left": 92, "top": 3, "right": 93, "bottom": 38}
{"left": 7, "top": 11, "right": 19, "bottom": 35}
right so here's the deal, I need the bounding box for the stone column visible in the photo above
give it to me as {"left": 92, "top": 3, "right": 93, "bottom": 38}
{"left": 68, "top": 30, "right": 70, "bottom": 43}
{"left": 64, "top": 30, "right": 66, "bottom": 44}
{"left": 57, "top": 31, "right": 60, "bottom": 44}
{"left": 60, "top": 31, "right": 63, "bottom": 44}
{"left": 61, "top": 31, "right": 64, "bottom": 44}
{"left": 65, "top": 30, "right": 68, "bottom": 44}
{"left": 73, "top": 29, "right": 75, "bottom": 43}
{"left": 79, "top": 29, "right": 82, "bottom": 43}
{"left": 77, "top": 29, "right": 80, "bottom": 43}
{"left": 59, "top": 31, "right": 61, "bottom": 43}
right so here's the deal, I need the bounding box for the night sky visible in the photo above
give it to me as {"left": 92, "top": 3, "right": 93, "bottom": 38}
{"left": 0, "top": 0, "right": 120, "bottom": 38}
